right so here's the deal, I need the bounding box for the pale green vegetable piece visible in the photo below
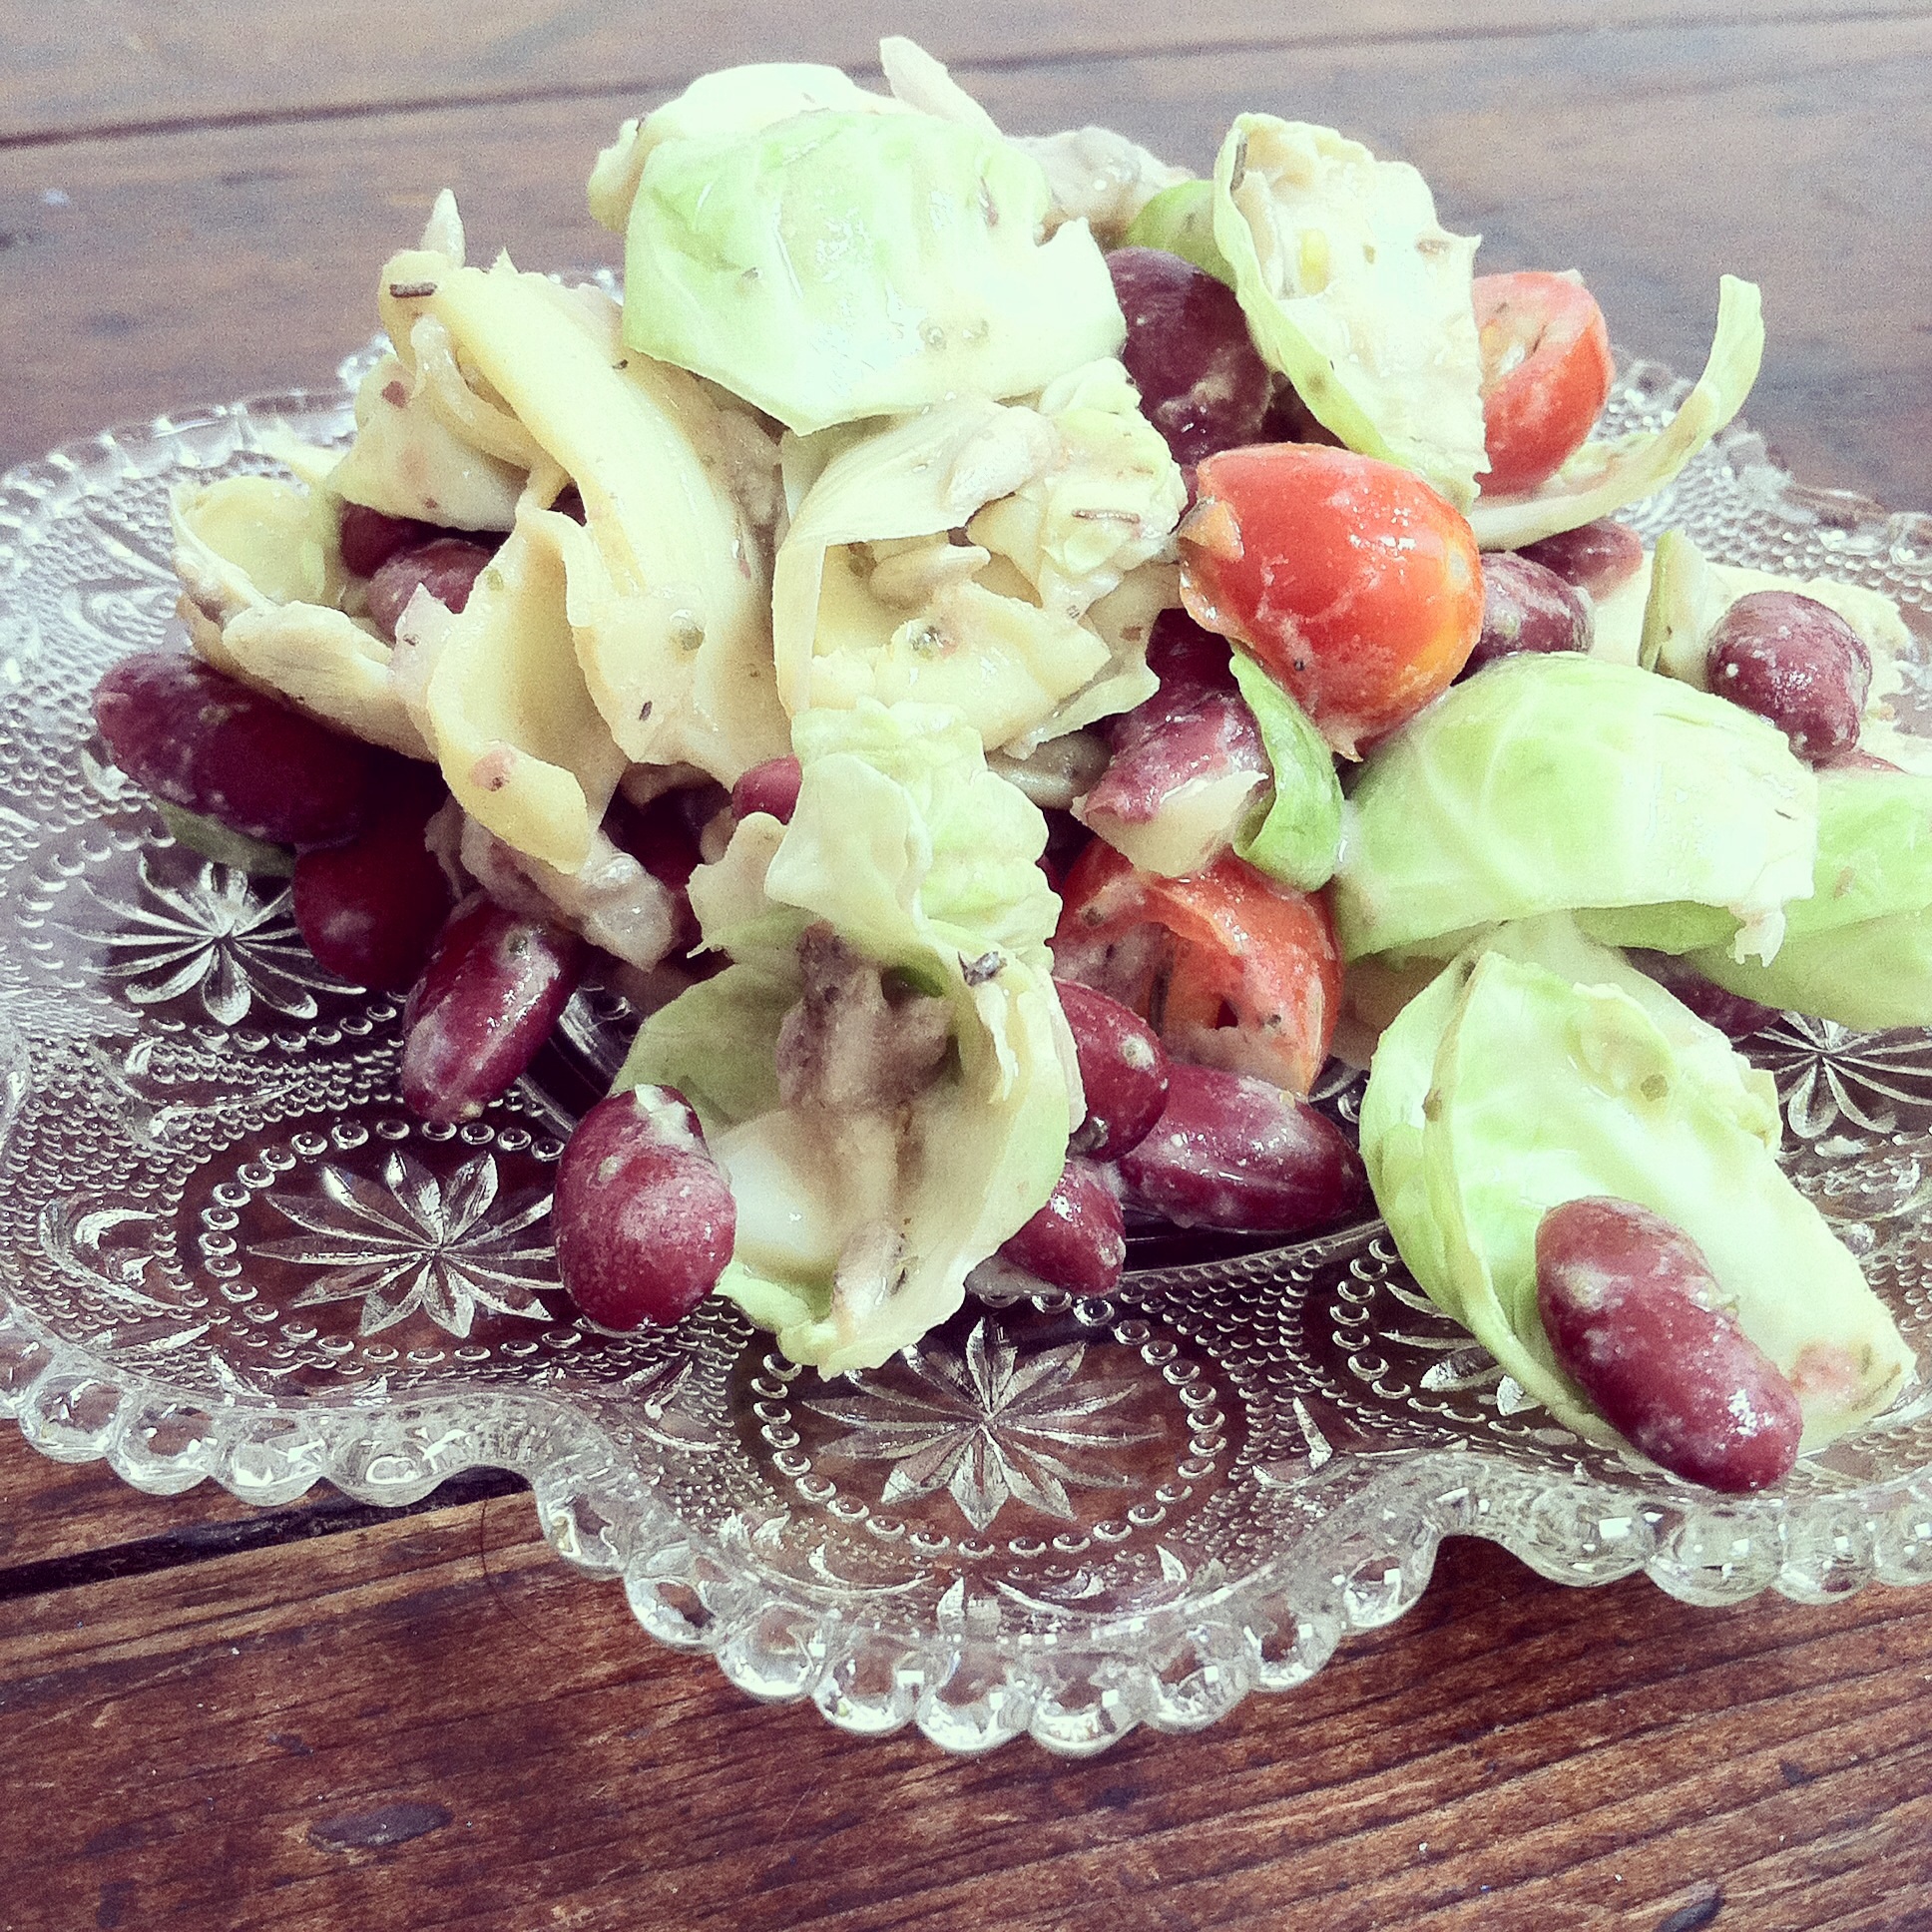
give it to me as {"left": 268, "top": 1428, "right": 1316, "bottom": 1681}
{"left": 1573, "top": 899, "right": 1737, "bottom": 956}
{"left": 1123, "top": 180, "right": 1236, "bottom": 286}
{"left": 327, "top": 352, "right": 526, "bottom": 532}
{"left": 1683, "top": 766, "right": 1932, "bottom": 1028}
{"left": 588, "top": 63, "right": 910, "bottom": 234}
{"left": 156, "top": 804, "right": 296, "bottom": 879}
{"left": 1640, "top": 526, "right": 1913, "bottom": 719}
{"left": 874, "top": 36, "right": 1189, "bottom": 246}
{"left": 622, "top": 110, "right": 1126, "bottom": 434}
{"left": 1468, "top": 278, "right": 1763, "bottom": 551}
{"left": 420, "top": 261, "right": 788, "bottom": 784}
{"left": 1362, "top": 933, "right": 1913, "bottom": 1452}
{"left": 1585, "top": 550, "right": 1654, "bottom": 668}
{"left": 1333, "top": 653, "right": 1817, "bottom": 965}
{"left": 416, "top": 511, "right": 627, "bottom": 873}
{"left": 1696, "top": 910, "right": 1932, "bottom": 1031}
{"left": 1228, "top": 651, "right": 1343, "bottom": 891}
{"left": 1360, "top": 916, "right": 1780, "bottom": 1316}
{"left": 617, "top": 702, "right": 1075, "bottom": 1374}
{"left": 770, "top": 363, "right": 1183, "bottom": 755}
{"left": 172, "top": 475, "right": 430, "bottom": 760}
{"left": 1211, "top": 115, "right": 1486, "bottom": 510}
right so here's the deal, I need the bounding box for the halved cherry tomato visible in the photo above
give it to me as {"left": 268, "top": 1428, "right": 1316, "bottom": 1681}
{"left": 1179, "top": 444, "right": 1483, "bottom": 757}
{"left": 1052, "top": 838, "right": 1341, "bottom": 1096}
{"left": 1474, "top": 270, "right": 1615, "bottom": 497}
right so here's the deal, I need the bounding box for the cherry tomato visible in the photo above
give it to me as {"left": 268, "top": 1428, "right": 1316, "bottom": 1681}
{"left": 1052, "top": 838, "right": 1341, "bottom": 1096}
{"left": 1179, "top": 444, "right": 1483, "bottom": 757}
{"left": 1474, "top": 270, "right": 1615, "bottom": 498}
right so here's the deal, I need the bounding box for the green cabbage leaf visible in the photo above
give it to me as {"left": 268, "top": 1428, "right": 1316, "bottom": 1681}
{"left": 1683, "top": 766, "right": 1932, "bottom": 1028}
{"left": 770, "top": 360, "right": 1184, "bottom": 755}
{"left": 1211, "top": 115, "right": 1486, "bottom": 510}
{"left": 617, "top": 701, "right": 1075, "bottom": 1373}
{"left": 1228, "top": 651, "right": 1344, "bottom": 891}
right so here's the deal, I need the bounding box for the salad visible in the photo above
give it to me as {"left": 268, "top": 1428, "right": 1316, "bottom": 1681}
{"left": 88, "top": 37, "right": 1925, "bottom": 1492}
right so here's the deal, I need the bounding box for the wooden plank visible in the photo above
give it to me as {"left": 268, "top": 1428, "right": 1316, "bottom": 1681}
{"left": 0, "top": 1426, "right": 525, "bottom": 1583}
{"left": 2, "top": 0, "right": 1917, "bottom": 146}
{"left": 0, "top": 1428, "right": 268, "bottom": 1572}
{"left": 4, "top": 19, "right": 1929, "bottom": 512}
{"left": 2, "top": 1512, "right": 1930, "bottom": 1930}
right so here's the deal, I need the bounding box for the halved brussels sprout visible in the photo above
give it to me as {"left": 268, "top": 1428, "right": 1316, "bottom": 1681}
{"left": 1333, "top": 653, "right": 1817, "bottom": 966}
{"left": 621, "top": 109, "right": 1126, "bottom": 433}
{"left": 1360, "top": 920, "right": 1912, "bottom": 1452}
{"left": 618, "top": 702, "right": 1077, "bottom": 1374}
{"left": 1211, "top": 115, "right": 1486, "bottom": 510}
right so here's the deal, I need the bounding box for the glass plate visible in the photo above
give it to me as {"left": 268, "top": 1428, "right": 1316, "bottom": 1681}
{"left": 7, "top": 349, "right": 1932, "bottom": 1759}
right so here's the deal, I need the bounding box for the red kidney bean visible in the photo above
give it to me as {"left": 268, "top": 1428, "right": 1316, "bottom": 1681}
{"left": 606, "top": 782, "right": 729, "bottom": 952}
{"left": 1117, "top": 1060, "right": 1367, "bottom": 1234}
{"left": 998, "top": 1157, "right": 1126, "bottom": 1294}
{"left": 1082, "top": 679, "right": 1269, "bottom": 832}
{"left": 1706, "top": 591, "right": 1871, "bottom": 764}
{"left": 1145, "top": 607, "right": 1237, "bottom": 691}
{"left": 1627, "top": 949, "right": 1780, "bottom": 1041}
{"left": 1517, "top": 518, "right": 1645, "bottom": 599}
{"left": 1536, "top": 1196, "right": 1801, "bottom": 1491}
{"left": 1822, "top": 746, "right": 1902, "bottom": 774}
{"left": 1107, "top": 247, "right": 1273, "bottom": 465}
{"left": 399, "top": 895, "right": 584, "bottom": 1124}
{"left": 730, "top": 755, "right": 803, "bottom": 825}
{"left": 293, "top": 765, "right": 454, "bottom": 990}
{"left": 337, "top": 504, "right": 442, "bottom": 579}
{"left": 94, "top": 650, "right": 376, "bottom": 847}
{"left": 1463, "top": 552, "right": 1591, "bottom": 675}
{"left": 365, "top": 537, "right": 498, "bottom": 641}
{"left": 1056, "top": 978, "right": 1171, "bottom": 1160}
{"left": 553, "top": 1086, "right": 736, "bottom": 1329}
{"left": 1258, "top": 381, "right": 1344, "bottom": 449}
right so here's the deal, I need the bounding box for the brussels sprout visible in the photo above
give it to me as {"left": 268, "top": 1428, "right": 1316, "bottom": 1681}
{"left": 1360, "top": 922, "right": 1912, "bottom": 1452}
{"left": 619, "top": 702, "right": 1076, "bottom": 1374}
{"left": 1468, "top": 278, "right": 1763, "bottom": 551}
{"left": 1332, "top": 653, "right": 1817, "bottom": 965}
{"left": 1123, "top": 180, "right": 1236, "bottom": 286}
{"left": 1211, "top": 115, "right": 1486, "bottom": 510}
{"left": 770, "top": 361, "right": 1183, "bottom": 755}
{"left": 1682, "top": 766, "right": 1932, "bottom": 1028}
{"left": 1227, "top": 652, "right": 1344, "bottom": 891}
{"left": 622, "top": 110, "right": 1126, "bottom": 433}
{"left": 1640, "top": 526, "right": 1912, "bottom": 715}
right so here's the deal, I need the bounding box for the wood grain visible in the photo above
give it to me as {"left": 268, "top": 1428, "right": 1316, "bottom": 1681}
{"left": 5, "top": 19, "right": 1930, "bottom": 509}
{"left": 0, "top": 1428, "right": 524, "bottom": 1597}
{"left": 3, "top": 1507, "right": 1930, "bottom": 1931}
{"left": 0, "top": 1428, "right": 273, "bottom": 1574}
{"left": 4, "top": 0, "right": 1917, "bottom": 145}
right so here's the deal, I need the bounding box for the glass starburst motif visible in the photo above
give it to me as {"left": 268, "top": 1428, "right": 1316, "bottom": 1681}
{"left": 1753, "top": 1015, "right": 1932, "bottom": 1142}
{"left": 249, "top": 1150, "right": 556, "bottom": 1337}
{"left": 69, "top": 850, "right": 346, "bottom": 1025}
{"left": 802, "top": 1317, "right": 1166, "bottom": 1533}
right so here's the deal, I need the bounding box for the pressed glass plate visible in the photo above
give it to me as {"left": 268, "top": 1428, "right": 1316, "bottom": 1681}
{"left": 6, "top": 349, "right": 1932, "bottom": 1757}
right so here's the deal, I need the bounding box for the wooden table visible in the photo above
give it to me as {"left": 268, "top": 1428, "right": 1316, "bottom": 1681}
{"left": 4, "top": 4, "right": 1932, "bottom": 1927}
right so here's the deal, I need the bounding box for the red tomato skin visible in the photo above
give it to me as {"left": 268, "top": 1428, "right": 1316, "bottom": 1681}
{"left": 1474, "top": 270, "right": 1616, "bottom": 497}
{"left": 1052, "top": 840, "right": 1341, "bottom": 1097}
{"left": 1178, "top": 445, "right": 1483, "bottom": 757}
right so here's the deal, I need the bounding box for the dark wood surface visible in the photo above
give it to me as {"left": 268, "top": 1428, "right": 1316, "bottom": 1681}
{"left": 5, "top": 5, "right": 1932, "bottom": 1927}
